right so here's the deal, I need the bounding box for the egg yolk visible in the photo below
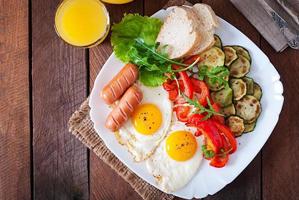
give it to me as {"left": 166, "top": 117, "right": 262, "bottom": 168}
{"left": 166, "top": 131, "right": 197, "bottom": 161}
{"left": 132, "top": 103, "right": 162, "bottom": 135}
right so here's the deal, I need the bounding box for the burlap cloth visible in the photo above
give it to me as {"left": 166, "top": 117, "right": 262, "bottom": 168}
{"left": 68, "top": 1, "right": 191, "bottom": 200}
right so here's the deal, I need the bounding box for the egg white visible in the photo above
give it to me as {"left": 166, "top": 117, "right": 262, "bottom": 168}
{"left": 116, "top": 83, "right": 172, "bottom": 162}
{"left": 146, "top": 117, "right": 204, "bottom": 193}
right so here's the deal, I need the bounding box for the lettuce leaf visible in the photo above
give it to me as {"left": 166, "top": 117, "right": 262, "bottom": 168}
{"left": 139, "top": 68, "right": 167, "bottom": 87}
{"left": 111, "top": 14, "right": 163, "bottom": 63}
{"left": 111, "top": 14, "right": 187, "bottom": 87}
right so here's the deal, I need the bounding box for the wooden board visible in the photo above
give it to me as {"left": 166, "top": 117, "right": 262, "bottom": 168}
{"left": 31, "top": 0, "right": 89, "bottom": 199}
{"left": 1, "top": 0, "right": 299, "bottom": 199}
{"left": 260, "top": 39, "right": 299, "bottom": 200}
{"left": 0, "top": 0, "right": 31, "bottom": 199}
{"left": 89, "top": 1, "right": 143, "bottom": 199}
{"left": 202, "top": 1, "right": 262, "bottom": 199}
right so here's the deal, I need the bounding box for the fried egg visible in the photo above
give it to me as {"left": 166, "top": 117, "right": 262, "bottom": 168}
{"left": 116, "top": 83, "right": 172, "bottom": 162}
{"left": 146, "top": 119, "right": 203, "bottom": 192}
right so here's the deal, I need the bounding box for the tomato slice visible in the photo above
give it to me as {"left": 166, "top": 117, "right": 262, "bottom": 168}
{"left": 190, "top": 78, "right": 210, "bottom": 107}
{"left": 174, "top": 106, "right": 191, "bottom": 122}
{"left": 210, "top": 154, "right": 229, "bottom": 168}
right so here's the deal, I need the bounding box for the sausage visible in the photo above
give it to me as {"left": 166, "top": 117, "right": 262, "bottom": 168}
{"left": 105, "top": 85, "right": 143, "bottom": 132}
{"left": 101, "top": 63, "right": 139, "bottom": 105}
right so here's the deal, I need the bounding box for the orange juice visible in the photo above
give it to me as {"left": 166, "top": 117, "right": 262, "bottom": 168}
{"left": 55, "top": 0, "right": 110, "bottom": 47}
{"left": 101, "top": 0, "right": 134, "bottom": 4}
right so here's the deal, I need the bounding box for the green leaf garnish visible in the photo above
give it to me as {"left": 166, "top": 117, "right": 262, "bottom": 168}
{"left": 139, "top": 68, "right": 167, "bottom": 87}
{"left": 111, "top": 14, "right": 199, "bottom": 87}
{"left": 182, "top": 94, "right": 223, "bottom": 121}
{"left": 198, "top": 66, "right": 229, "bottom": 88}
{"left": 201, "top": 145, "right": 215, "bottom": 159}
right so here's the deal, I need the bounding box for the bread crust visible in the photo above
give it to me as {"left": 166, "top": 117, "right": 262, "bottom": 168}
{"left": 156, "top": 6, "right": 201, "bottom": 59}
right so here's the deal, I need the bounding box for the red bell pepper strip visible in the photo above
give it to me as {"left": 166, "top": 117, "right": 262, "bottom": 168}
{"left": 186, "top": 113, "right": 205, "bottom": 127}
{"left": 190, "top": 78, "right": 210, "bottom": 107}
{"left": 188, "top": 119, "right": 223, "bottom": 153}
{"left": 183, "top": 55, "right": 201, "bottom": 65}
{"left": 168, "top": 89, "right": 178, "bottom": 101}
{"left": 174, "top": 106, "right": 191, "bottom": 122}
{"left": 200, "top": 120, "right": 224, "bottom": 153}
{"left": 163, "top": 79, "right": 186, "bottom": 101}
{"left": 179, "top": 71, "right": 193, "bottom": 99}
{"left": 213, "top": 121, "right": 237, "bottom": 154}
{"left": 194, "top": 128, "right": 203, "bottom": 137}
{"left": 172, "top": 65, "right": 194, "bottom": 99}
{"left": 209, "top": 153, "right": 229, "bottom": 168}
{"left": 162, "top": 79, "right": 177, "bottom": 91}
{"left": 211, "top": 103, "right": 225, "bottom": 124}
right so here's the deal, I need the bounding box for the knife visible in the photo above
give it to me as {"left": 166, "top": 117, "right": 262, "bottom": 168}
{"left": 258, "top": 0, "right": 299, "bottom": 49}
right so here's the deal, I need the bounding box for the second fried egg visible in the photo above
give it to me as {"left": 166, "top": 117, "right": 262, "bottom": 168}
{"left": 146, "top": 120, "right": 203, "bottom": 192}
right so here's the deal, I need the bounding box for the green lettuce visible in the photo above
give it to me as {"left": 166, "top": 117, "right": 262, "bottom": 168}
{"left": 111, "top": 14, "right": 163, "bottom": 63}
{"left": 139, "top": 68, "right": 167, "bottom": 87}
{"left": 111, "top": 14, "right": 187, "bottom": 87}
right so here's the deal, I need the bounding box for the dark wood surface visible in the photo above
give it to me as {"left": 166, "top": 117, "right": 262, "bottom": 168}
{"left": 31, "top": 0, "right": 89, "bottom": 199}
{"left": 0, "top": 0, "right": 31, "bottom": 199}
{"left": 1, "top": 0, "right": 298, "bottom": 199}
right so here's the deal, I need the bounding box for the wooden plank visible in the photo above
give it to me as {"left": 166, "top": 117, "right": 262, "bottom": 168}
{"left": 202, "top": 1, "right": 262, "bottom": 200}
{"left": 31, "top": 0, "right": 89, "bottom": 199}
{"left": 89, "top": 1, "right": 143, "bottom": 199}
{"left": 0, "top": 0, "right": 31, "bottom": 199}
{"left": 144, "top": 0, "right": 169, "bottom": 15}
{"left": 260, "top": 40, "right": 299, "bottom": 200}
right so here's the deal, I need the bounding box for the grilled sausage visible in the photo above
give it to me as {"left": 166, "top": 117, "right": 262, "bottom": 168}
{"left": 105, "top": 85, "right": 143, "bottom": 132}
{"left": 101, "top": 63, "right": 139, "bottom": 105}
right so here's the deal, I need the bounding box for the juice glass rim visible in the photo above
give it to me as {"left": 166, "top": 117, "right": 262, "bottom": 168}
{"left": 54, "top": 0, "right": 110, "bottom": 48}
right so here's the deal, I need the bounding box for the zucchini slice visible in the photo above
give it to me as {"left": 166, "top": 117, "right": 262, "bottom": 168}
{"left": 253, "top": 82, "right": 262, "bottom": 100}
{"left": 223, "top": 46, "right": 238, "bottom": 66}
{"left": 232, "top": 45, "right": 251, "bottom": 63}
{"left": 230, "top": 78, "right": 247, "bottom": 100}
{"left": 226, "top": 116, "right": 245, "bottom": 137}
{"left": 242, "top": 77, "right": 254, "bottom": 95}
{"left": 220, "top": 104, "right": 236, "bottom": 117}
{"left": 229, "top": 55, "right": 251, "bottom": 78}
{"left": 206, "top": 77, "right": 224, "bottom": 91}
{"left": 235, "top": 95, "right": 261, "bottom": 123}
{"left": 214, "top": 34, "right": 222, "bottom": 49}
{"left": 198, "top": 47, "right": 225, "bottom": 68}
{"left": 205, "top": 74, "right": 229, "bottom": 91}
{"left": 244, "top": 121, "right": 257, "bottom": 133}
{"left": 211, "top": 87, "right": 233, "bottom": 107}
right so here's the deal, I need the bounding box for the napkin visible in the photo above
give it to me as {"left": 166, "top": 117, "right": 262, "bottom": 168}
{"left": 276, "top": 0, "right": 299, "bottom": 26}
{"left": 68, "top": 99, "right": 174, "bottom": 200}
{"left": 231, "top": 0, "right": 299, "bottom": 51}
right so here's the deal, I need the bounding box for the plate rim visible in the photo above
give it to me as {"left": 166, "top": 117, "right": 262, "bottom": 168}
{"left": 89, "top": 8, "right": 284, "bottom": 199}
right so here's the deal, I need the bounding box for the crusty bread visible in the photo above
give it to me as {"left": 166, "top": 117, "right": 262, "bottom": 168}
{"left": 192, "top": 3, "right": 218, "bottom": 30}
{"left": 189, "top": 3, "right": 218, "bottom": 55}
{"left": 156, "top": 4, "right": 219, "bottom": 58}
{"left": 156, "top": 6, "right": 201, "bottom": 59}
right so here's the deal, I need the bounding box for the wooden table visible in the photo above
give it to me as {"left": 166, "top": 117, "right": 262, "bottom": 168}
{"left": 1, "top": 0, "right": 298, "bottom": 199}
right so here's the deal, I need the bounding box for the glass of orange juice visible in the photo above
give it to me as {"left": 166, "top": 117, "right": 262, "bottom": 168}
{"left": 55, "top": 0, "right": 110, "bottom": 47}
{"left": 101, "top": 0, "right": 134, "bottom": 4}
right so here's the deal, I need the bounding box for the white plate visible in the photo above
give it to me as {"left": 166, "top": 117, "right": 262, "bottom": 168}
{"left": 89, "top": 7, "right": 284, "bottom": 199}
